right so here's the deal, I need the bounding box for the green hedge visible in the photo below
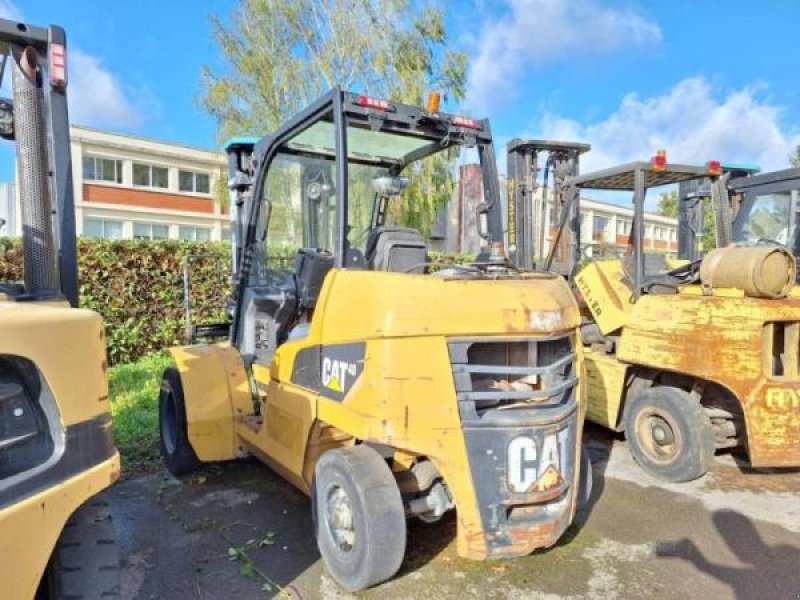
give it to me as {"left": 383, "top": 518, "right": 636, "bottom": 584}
{"left": 0, "top": 238, "right": 476, "bottom": 365}
{"left": 0, "top": 238, "right": 232, "bottom": 365}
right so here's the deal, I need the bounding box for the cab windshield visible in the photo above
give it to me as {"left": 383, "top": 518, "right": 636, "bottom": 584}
{"left": 735, "top": 190, "right": 799, "bottom": 249}
{"left": 262, "top": 119, "right": 479, "bottom": 261}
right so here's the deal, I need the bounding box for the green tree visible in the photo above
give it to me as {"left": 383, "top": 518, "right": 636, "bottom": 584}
{"left": 791, "top": 144, "right": 800, "bottom": 168}
{"left": 656, "top": 190, "right": 678, "bottom": 218}
{"left": 657, "top": 190, "right": 716, "bottom": 251}
{"left": 200, "top": 0, "right": 467, "bottom": 234}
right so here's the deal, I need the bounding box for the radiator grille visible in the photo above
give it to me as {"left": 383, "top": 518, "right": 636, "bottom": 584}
{"left": 449, "top": 334, "right": 577, "bottom": 422}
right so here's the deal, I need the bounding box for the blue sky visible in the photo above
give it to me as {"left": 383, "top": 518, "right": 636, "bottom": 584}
{"left": 2, "top": 0, "right": 799, "bottom": 183}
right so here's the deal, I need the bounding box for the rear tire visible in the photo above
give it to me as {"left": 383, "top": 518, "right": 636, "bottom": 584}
{"left": 38, "top": 493, "right": 120, "bottom": 599}
{"left": 159, "top": 367, "right": 200, "bottom": 476}
{"left": 623, "top": 386, "right": 715, "bottom": 482}
{"left": 313, "top": 445, "right": 406, "bottom": 591}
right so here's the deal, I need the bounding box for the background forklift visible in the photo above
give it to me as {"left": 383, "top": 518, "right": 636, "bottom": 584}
{"left": 160, "top": 90, "right": 590, "bottom": 591}
{"left": 0, "top": 18, "right": 120, "bottom": 600}
{"left": 725, "top": 167, "right": 800, "bottom": 258}
{"left": 509, "top": 142, "right": 800, "bottom": 482}
{"left": 506, "top": 139, "right": 590, "bottom": 271}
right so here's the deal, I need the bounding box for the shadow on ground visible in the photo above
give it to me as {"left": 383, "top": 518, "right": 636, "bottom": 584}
{"left": 657, "top": 509, "right": 800, "bottom": 599}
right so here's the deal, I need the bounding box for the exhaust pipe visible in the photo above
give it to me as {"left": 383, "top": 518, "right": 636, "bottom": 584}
{"left": 12, "top": 46, "right": 60, "bottom": 299}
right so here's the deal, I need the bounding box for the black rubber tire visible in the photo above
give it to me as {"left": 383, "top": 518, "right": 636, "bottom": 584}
{"left": 39, "top": 493, "right": 120, "bottom": 599}
{"left": 159, "top": 367, "right": 200, "bottom": 476}
{"left": 623, "top": 386, "right": 715, "bottom": 482}
{"left": 577, "top": 447, "right": 593, "bottom": 511}
{"left": 313, "top": 445, "right": 406, "bottom": 592}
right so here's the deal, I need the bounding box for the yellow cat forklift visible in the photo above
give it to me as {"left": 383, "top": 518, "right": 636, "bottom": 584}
{"left": 0, "top": 18, "right": 120, "bottom": 600}
{"left": 509, "top": 142, "right": 800, "bottom": 482}
{"left": 160, "top": 90, "right": 590, "bottom": 591}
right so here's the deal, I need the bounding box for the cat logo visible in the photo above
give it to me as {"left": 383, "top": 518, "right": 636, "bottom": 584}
{"left": 322, "top": 357, "right": 358, "bottom": 394}
{"left": 507, "top": 429, "right": 570, "bottom": 494}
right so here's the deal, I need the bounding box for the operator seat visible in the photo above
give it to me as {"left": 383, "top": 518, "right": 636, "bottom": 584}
{"left": 365, "top": 226, "right": 428, "bottom": 274}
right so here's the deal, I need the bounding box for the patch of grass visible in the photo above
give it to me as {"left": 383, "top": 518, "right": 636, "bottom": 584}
{"left": 109, "top": 351, "right": 173, "bottom": 473}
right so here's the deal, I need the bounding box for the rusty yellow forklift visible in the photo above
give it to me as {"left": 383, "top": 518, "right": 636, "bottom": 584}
{"left": 0, "top": 17, "right": 120, "bottom": 600}
{"left": 509, "top": 142, "right": 800, "bottom": 482}
{"left": 159, "top": 90, "right": 591, "bottom": 591}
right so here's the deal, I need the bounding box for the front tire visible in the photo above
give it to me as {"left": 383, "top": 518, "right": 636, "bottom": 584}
{"left": 38, "top": 494, "right": 120, "bottom": 599}
{"left": 623, "top": 386, "right": 715, "bottom": 482}
{"left": 159, "top": 367, "right": 200, "bottom": 476}
{"left": 313, "top": 445, "right": 406, "bottom": 591}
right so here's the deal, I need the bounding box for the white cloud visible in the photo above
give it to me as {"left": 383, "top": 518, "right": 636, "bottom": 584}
{"left": 0, "top": 2, "right": 152, "bottom": 131}
{"left": 533, "top": 77, "right": 800, "bottom": 173}
{"left": 467, "top": 0, "right": 661, "bottom": 113}
{"left": 68, "top": 50, "right": 147, "bottom": 130}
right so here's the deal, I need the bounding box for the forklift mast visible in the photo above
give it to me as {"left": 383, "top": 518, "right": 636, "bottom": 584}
{"left": 506, "top": 139, "right": 590, "bottom": 270}
{"left": 223, "top": 136, "right": 259, "bottom": 281}
{"left": 0, "top": 19, "right": 78, "bottom": 306}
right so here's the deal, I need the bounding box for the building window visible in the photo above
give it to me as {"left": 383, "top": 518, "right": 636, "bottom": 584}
{"left": 616, "top": 219, "right": 630, "bottom": 235}
{"left": 593, "top": 215, "right": 609, "bottom": 241}
{"left": 84, "top": 217, "right": 123, "bottom": 240}
{"left": 133, "top": 162, "right": 169, "bottom": 189}
{"left": 133, "top": 222, "right": 169, "bottom": 240}
{"left": 221, "top": 227, "right": 231, "bottom": 241}
{"left": 83, "top": 156, "right": 122, "bottom": 184}
{"left": 178, "top": 170, "right": 211, "bottom": 194}
{"left": 179, "top": 226, "right": 211, "bottom": 241}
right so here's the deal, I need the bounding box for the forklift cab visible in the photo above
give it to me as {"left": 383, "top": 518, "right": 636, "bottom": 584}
{"left": 729, "top": 168, "right": 800, "bottom": 264}
{"left": 553, "top": 158, "right": 729, "bottom": 302}
{"left": 226, "top": 89, "right": 504, "bottom": 366}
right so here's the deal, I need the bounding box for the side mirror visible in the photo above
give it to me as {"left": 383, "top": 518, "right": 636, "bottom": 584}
{"left": 306, "top": 181, "right": 333, "bottom": 201}
{"left": 371, "top": 175, "right": 409, "bottom": 196}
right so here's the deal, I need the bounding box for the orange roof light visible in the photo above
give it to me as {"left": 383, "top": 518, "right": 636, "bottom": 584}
{"left": 651, "top": 149, "right": 667, "bottom": 172}
{"left": 427, "top": 91, "right": 441, "bottom": 113}
{"left": 707, "top": 160, "right": 722, "bottom": 176}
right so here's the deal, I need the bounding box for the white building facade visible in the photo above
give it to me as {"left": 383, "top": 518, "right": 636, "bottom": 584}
{"left": 2, "top": 126, "right": 230, "bottom": 241}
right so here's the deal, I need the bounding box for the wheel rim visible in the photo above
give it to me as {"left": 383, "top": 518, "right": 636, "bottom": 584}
{"left": 324, "top": 484, "right": 355, "bottom": 553}
{"left": 161, "top": 387, "right": 178, "bottom": 455}
{"left": 634, "top": 407, "right": 682, "bottom": 465}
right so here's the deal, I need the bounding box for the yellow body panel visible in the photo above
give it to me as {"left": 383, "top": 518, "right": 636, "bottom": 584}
{"left": 0, "top": 453, "right": 120, "bottom": 600}
{"left": 577, "top": 260, "right": 800, "bottom": 466}
{"left": 0, "top": 300, "right": 119, "bottom": 598}
{"left": 617, "top": 292, "right": 800, "bottom": 466}
{"left": 584, "top": 347, "right": 627, "bottom": 429}
{"left": 318, "top": 269, "right": 581, "bottom": 340}
{"left": 169, "top": 343, "right": 252, "bottom": 462}
{"left": 0, "top": 302, "right": 110, "bottom": 426}
{"left": 573, "top": 260, "right": 633, "bottom": 335}
{"left": 172, "top": 268, "right": 587, "bottom": 559}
